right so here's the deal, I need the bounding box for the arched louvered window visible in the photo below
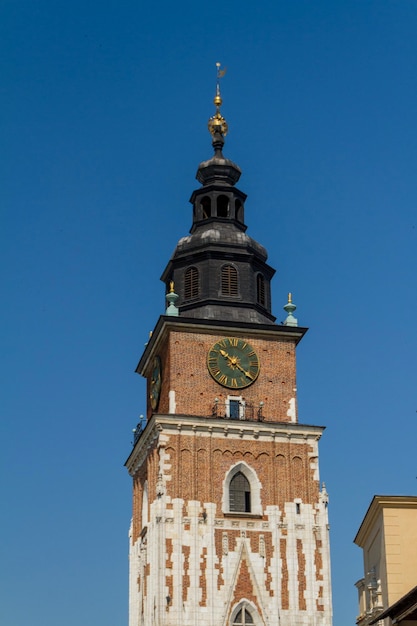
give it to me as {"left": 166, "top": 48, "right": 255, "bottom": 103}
{"left": 221, "top": 264, "right": 239, "bottom": 296}
{"left": 232, "top": 608, "right": 254, "bottom": 625}
{"left": 256, "top": 274, "right": 266, "bottom": 306}
{"left": 184, "top": 267, "right": 199, "bottom": 301}
{"left": 229, "top": 471, "right": 251, "bottom": 512}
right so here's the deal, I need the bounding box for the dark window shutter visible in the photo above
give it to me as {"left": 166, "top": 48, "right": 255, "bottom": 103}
{"left": 221, "top": 265, "right": 238, "bottom": 296}
{"left": 229, "top": 472, "right": 251, "bottom": 512}
{"left": 257, "top": 274, "right": 266, "bottom": 306}
{"left": 184, "top": 267, "right": 199, "bottom": 300}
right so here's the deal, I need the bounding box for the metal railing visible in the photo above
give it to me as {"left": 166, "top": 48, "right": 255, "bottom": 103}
{"left": 132, "top": 415, "right": 146, "bottom": 445}
{"left": 211, "top": 399, "right": 264, "bottom": 422}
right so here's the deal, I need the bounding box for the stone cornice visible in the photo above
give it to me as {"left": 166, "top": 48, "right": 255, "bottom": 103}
{"left": 125, "top": 413, "right": 324, "bottom": 476}
{"left": 124, "top": 413, "right": 160, "bottom": 476}
{"left": 136, "top": 315, "right": 308, "bottom": 377}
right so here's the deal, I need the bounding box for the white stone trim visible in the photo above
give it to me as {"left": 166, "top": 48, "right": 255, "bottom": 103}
{"left": 230, "top": 599, "right": 263, "bottom": 626}
{"left": 287, "top": 396, "right": 297, "bottom": 422}
{"left": 168, "top": 389, "right": 176, "bottom": 414}
{"left": 226, "top": 395, "right": 244, "bottom": 419}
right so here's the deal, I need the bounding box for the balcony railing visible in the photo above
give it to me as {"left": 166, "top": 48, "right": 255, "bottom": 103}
{"left": 132, "top": 416, "right": 146, "bottom": 445}
{"left": 211, "top": 399, "right": 264, "bottom": 422}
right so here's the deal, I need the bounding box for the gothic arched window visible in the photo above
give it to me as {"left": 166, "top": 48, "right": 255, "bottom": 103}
{"left": 221, "top": 264, "right": 239, "bottom": 296}
{"left": 256, "top": 274, "right": 266, "bottom": 306}
{"left": 232, "top": 608, "right": 254, "bottom": 625}
{"left": 229, "top": 472, "right": 251, "bottom": 512}
{"left": 223, "top": 462, "right": 262, "bottom": 516}
{"left": 184, "top": 267, "right": 199, "bottom": 301}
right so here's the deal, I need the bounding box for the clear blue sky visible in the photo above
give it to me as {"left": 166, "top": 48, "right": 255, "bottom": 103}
{"left": 2, "top": 1, "right": 417, "bottom": 625}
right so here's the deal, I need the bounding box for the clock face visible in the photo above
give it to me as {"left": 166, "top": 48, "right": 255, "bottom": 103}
{"left": 150, "top": 356, "right": 162, "bottom": 410}
{"left": 207, "top": 337, "right": 260, "bottom": 389}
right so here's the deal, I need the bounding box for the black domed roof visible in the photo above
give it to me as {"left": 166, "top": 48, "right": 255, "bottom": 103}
{"left": 176, "top": 222, "right": 268, "bottom": 261}
{"left": 196, "top": 133, "right": 241, "bottom": 187}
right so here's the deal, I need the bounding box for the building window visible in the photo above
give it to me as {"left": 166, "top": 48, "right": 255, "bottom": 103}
{"left": 232, "top": 608, "right": 254, "bottom": 625}
{"left": 223, "top": 462, "right": 262, "bottom": 516}
{"left": 201, "top": 196, "right": 212, "bottom": 219}
{"left": 217, "top": 194, "right": 229, "bottom": 217}
{"left": 229, "top": 472, "right": 251, "bottom": 512}
{"left": 221, "top": 264, "right": 239, "bottom": 296}
{"left": 184, "top": 267, "right": 199, "bottom": 301}
{"left": 256, "top": 274, "right": 266, "bottom": 306}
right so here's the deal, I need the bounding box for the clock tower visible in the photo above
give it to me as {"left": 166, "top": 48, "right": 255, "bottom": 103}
{"left": 125, "top": 68, "right": 333, "bottom": 626}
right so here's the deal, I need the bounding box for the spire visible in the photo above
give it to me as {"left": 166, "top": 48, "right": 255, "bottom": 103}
{"left": 160, "top": 64, "right": 276, "bottom": 325}
{"left": 197, "top": 63, "right": 241, "bottom": 187}
{"left": 208, "top": 62, "right": 228, "bottom": 139}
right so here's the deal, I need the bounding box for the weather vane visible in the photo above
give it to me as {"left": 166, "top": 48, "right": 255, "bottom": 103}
{"left": 208, "top": 62, "right": 228, "bottom": 137}
{"left": 216, "top": 62, "right": 226, "bottom": 92}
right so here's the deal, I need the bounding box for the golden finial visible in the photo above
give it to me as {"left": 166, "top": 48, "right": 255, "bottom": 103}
{"left": 166, "top": 281, "right": 179, "bottom": 316}
{"left": 208, "top": 62, "right": 228, "bottom": 137}
{"left": 288, "top": 293, "right": 292, "bottom": 304}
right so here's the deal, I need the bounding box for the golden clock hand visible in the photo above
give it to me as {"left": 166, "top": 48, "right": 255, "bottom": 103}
{"left": 219, "top": 349, "right": 253, "bottom": 379}
{"left": 220, "top": 349, "right": 240, "bottom": 369}
{"left": 219, "top": 349, "right": 232, "bottom": 361}
{"left": 234, "top": 362, "right": 254, "bottom": 380}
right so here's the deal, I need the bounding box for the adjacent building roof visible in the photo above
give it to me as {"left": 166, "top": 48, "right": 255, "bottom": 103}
{"left": 354, "top": 495, "right": 417, "bottom": 547}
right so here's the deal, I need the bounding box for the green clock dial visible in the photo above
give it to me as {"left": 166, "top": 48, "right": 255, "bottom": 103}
{"left": 150, "top": 356, "right": 162, "bottom": 410}
{"left": 207, "top": 337, "right": 260, "bottom": 389}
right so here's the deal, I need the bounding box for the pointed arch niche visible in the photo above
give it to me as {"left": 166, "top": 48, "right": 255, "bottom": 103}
{"left": 230, "top": 601, "right": 263, "bottom": 626}
{"left": 222, "top": 462, "right": 262, "bottom": 516}
{"left": 141, "top": 480, "right": 148, "bottom": 529}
